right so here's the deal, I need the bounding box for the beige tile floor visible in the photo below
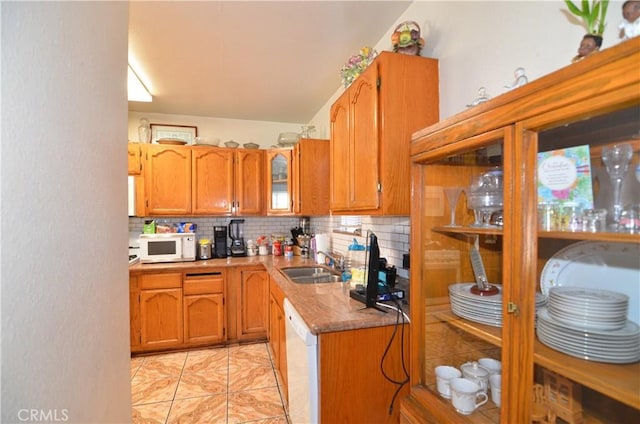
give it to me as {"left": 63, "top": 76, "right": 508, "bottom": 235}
{"left": 131, "top": 343, "right": 289, "bottom": 424}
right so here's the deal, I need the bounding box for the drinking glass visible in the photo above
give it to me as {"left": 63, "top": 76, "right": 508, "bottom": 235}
{"left": 444, "top": 187, "right": 464, "bottom": 226}
{"left": 602, "top": 143, "right": 633, "bottom": 226}
{"left": 466, "top": 171, "right": 503, "bottom": 227}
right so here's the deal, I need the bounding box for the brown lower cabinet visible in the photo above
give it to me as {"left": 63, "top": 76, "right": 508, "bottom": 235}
{"left": 130, "top": 266, "right": 267, "bottom": 354}
{"left": 183, "top": 271, "right": 225, "bottom": 345}
{"left": 138, "top": 273, "right": 183, "bottom": 351}
{"left": 235, "top": 266, "right": 269, "bottom": 341}
{"left": 268, "top": 275, "right": 287, "bottom": 402}
{"left": 318, "top": 325, "right": 410, "bottom": 424}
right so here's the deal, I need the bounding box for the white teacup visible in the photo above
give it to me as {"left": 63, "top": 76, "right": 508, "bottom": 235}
{"left": 490, "top": 374, "right": 501, "bottom": 407}
{"left": 460, "top": 361, "right": 490, "bottom": 393}
{"left": 450, "top": 378, "right": 488, "bottom": 415}
{"left": 478, "top": 357, "right": 502, "bottom": 376}
{"left": 435, "top": 365, "right": 462, "bottom": 399}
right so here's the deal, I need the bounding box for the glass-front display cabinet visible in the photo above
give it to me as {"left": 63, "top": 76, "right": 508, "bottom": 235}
{"left": 401, "top": 39, "right": 640, "bottom": 423}
{"left": 266, "top": 149, "right": 292, "bottom": 214}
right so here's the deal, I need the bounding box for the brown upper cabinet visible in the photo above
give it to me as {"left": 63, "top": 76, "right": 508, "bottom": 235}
{"left": 137, "top": 144, "right": 264, "bottom": 217}
{"left": 145, "top": 144, "right": 192, "bottom": 216}
{"left": 128, "top": 142, "right": 142, "bottom": 175}
{"left": 266, "top": 138, "right": 330, "bottom": 216}
{"left": 192, "top": 147, "right": 264, "bottom": 216}
{"left": 329, "top": 52, "right": 439, "bottom": 215}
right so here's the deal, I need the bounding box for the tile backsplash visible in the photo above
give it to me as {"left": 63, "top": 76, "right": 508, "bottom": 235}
{"left": 129, "top": 215, "right": 410, "bottom": 277}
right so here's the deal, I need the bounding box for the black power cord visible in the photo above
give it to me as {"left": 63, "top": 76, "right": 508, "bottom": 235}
{"left": 377, "top": 285, "right": 410, "bottom": 415}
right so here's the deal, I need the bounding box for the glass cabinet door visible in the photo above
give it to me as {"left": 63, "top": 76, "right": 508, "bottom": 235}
{"left": 529, "top": 104, "right": 640, "bottom": 423}
{"left": 267, "top": 150, "right": 292, "bottom": 214}
{"left": 413, "top": 129, "right": 507, "bottom": 423}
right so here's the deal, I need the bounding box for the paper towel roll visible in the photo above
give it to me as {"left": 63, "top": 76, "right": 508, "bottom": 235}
{"left": 314, "top": 233, "right": 330, "bottom": 264}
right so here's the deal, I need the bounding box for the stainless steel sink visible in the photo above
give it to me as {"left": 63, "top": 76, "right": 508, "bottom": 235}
{"left": 280, "top": 266, "right": 342, "bottom": 284}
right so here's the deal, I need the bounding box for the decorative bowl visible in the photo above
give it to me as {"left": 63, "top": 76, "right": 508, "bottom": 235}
{"left": 224, "top": 140, "right": 239, "bottom": 148}
{"left": 194, "top": 137, "right": 220, "bottom": 146}
{"left": 243, "top": 142, "right": 260, "bottom": 149}
{"left": 277, "top": 132, "right": 300, "bottom": 146}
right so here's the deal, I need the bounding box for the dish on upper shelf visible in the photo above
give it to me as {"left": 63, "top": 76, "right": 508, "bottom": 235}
{"left": 243, "top": 142, "right": 260, "bottom": 149}
{"left": 157, "top": 138, "right": 187, "bottom": 145}
{"left": 193, "top": 137, "right": 220, "bottom": 146}
{"left": 540, "top": 241, "right": 640, "bottom": 325}
{"left": 277, "top": 132, "right": 300, "bottom": 146}
{"left": 224, "top": 140, "right": 239, "bottom": 148}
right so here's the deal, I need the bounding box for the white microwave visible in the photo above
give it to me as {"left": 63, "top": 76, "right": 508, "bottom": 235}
{"left": 139, "top": 233, "right": 196, "bottom": 263}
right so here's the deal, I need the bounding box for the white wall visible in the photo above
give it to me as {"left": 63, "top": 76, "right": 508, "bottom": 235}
{"left": 1, "top": 3, "right": 132, "bottom": 423}
{"left": 127, "top": 111, "right": 305, "bottom": 148}
{"left": 309, "top": 0, "right": 626, "bottom": 128}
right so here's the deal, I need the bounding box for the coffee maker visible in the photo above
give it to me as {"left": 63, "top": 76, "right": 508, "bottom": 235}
{"left": 213, "top": 226, "right": 228, "bottom": 258}
{"left": 229, "top": 219, "right": 247, "bottom": 257}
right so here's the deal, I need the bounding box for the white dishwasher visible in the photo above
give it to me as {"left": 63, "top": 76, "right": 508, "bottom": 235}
{"left": 284, "top": 298, "right": 318, "bottom": 424}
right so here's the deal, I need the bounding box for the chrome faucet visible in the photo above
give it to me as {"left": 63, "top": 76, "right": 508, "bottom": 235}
{"left": 317, "top": 250, "right": 345, "bottom": 271}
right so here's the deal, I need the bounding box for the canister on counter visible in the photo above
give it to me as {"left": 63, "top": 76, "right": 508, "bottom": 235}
{"left": 273, "top": 240, "right": 282, "bottom": 256}
{"left": 246, "top": 240, "right": 258, "bottom": 256}
{"left": 284, "top": 242, "right": 294, "bottom": 258}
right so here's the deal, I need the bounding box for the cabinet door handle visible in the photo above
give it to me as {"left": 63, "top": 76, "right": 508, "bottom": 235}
{"left": 507, "top": 302, "right": 520, "bottom": 316}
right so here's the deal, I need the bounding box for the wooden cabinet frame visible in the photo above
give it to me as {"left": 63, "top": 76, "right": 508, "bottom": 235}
{"left": 402, "top": 39, "right": 640, "bottom": 423}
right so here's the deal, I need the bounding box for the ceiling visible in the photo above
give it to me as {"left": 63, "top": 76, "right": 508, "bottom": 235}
{"left": 127, "top": 1, "right": 412, "bottom": 123}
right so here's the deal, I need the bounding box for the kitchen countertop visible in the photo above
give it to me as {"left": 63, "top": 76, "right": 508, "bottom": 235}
{"left": 130, "top": 255, "right": 410, "bottom": 335}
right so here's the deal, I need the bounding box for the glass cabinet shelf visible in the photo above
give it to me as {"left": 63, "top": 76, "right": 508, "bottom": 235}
{"left": 441, "top": 310, "right": 640, "bottom": 410}
{"left": 434, "top": 225, "right": 640, "bottom": 243}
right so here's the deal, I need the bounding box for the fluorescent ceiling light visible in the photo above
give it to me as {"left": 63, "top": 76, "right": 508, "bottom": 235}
{"left": 128, "top": 64, "right": 152, "bottom": 102}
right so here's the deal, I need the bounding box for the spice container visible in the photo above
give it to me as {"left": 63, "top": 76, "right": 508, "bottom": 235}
{"left": 538, "top": 202, "right": 559, "bottom": 231}
{"left": 560, "top": 203, "right": 583, "bottom": 232}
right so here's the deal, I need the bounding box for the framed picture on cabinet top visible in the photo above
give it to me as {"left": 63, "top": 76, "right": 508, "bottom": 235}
{"left": 150, "top": 124, "right": 198, "bottom": 144}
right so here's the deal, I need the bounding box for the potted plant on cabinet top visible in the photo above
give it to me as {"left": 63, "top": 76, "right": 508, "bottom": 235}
{"left": 565, "top": 0, "right": 610, "bottom": 62}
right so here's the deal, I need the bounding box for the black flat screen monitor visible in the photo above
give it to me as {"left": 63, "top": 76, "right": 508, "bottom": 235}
{"left": 365, "top": 233, "right": 386, "bottom": 313}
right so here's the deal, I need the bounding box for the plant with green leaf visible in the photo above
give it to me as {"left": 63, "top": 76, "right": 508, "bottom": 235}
{"left": 564, "top": 0, "right": 610, "bottom": 35}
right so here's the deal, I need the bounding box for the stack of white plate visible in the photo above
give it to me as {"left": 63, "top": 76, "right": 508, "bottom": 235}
{"left": 547, "top": 287, "right": 629, "bottom": 331}
{"left": 537, "top": 287, "right": 639, "bottom": 363}
{"left": 537, "top": 308, "right": 640, "bottom": 364}
{"left": 449, "top": 283, "right": 547, "bottom": 328}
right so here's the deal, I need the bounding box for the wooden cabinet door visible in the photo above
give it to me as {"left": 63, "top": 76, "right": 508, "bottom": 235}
{"left": 349, "top": 68, "right": 380, "bottom": 210}
{"left": 128, "top": 142, "right": 142, "bottom": 175}
{"left": 129, "top": 276, "right": 140, "bottom": 350}
{"left": 140, "top": 288, "right": 183, "bottom": 350}
{"left": 330, "top": 91, "right": 351, "bottom": 211}
{"left": 145, "top": 145, "right": 191, "bottom": 215}
{"left": 184, "top": 293, "right": 225, "bottom": 345}
{"left": 266, "top": 149, "right": 293, "bottom": 215}
{"left": 270, "top": 278, "right": 288, "bottom": 394}
{"left": 192, "top": 147, "right": 234, "bottom": 215}
{"left": 237, "top": 268, "right": 268, "bottom": 340}
{"left": 268, "top": 292, "right": 280, "bottom": 360}
{"left": 235, "top": 150, "right": 264, "bottom": 216}
{"left": 294, "top": 139, "right": 330, "bottom": 216}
